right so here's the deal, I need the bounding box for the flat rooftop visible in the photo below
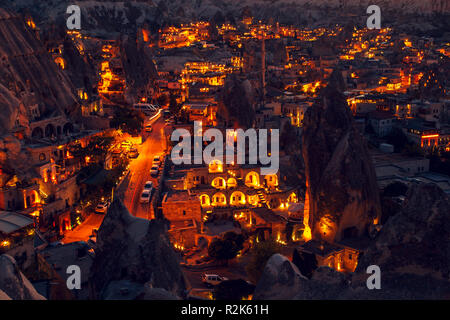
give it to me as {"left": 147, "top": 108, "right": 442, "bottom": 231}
{"left": 0, "top": 211, "right": 34, "bottom": 234}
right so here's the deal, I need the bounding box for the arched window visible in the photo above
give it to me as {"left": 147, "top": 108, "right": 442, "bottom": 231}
{"left": 245, "top": 171, "right": 260, "bottom": 188}
{"left": 212, "top": 192, "right": 227, "bottom": 206}
{"left": 264, "top": 174, "right": 278, "bottom": 187}
{"left": 199, "top": 194, "right": 210, "bottom": 207}
{"left": 208, "top": 159, "right": 223, "bottom": 173}
{"left": 39, "top": 153, "right": 46, "bottom": 162}
{"left": 211, "top": 177, "right": 226, "bottom": 189}
{"left": 230, "top": 191, "right": 246, "bottom": 206}
{"left": 227, "top": 177, "right": 237, "bottom": 188}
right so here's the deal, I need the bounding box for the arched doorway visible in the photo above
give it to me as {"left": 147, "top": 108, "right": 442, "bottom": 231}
{"left": 31, "top": 127, "right": 44, "bottom": 139}
{"left": 230, "top": 191, "right": 246, "bottom": 206}
{"left": 45, "top": 124, "right": 55, "bottom": 138}
{"left": 208, "top": 159, "right": 223, "bottom": 173}
{"left": 63, "top": 123, "right": 74, "bottom": 135}
{"left": 199, "top": 194, "right": 210, "bottom": 207}
{"left": 211, "top": 177, "right": 226, "bottom": 189}
{"left": 211, "top": 192, "right": 227, "bottom": 206}
{"left": 245, "top": 171, "right": 260, "bottom": 188}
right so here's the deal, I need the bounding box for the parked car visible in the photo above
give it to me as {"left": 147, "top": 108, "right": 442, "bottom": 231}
{"left": 128, "top": 148, "right": 139, "bottom": 159}
{"left": 143, "top": 181, "right": 153, "bottom": 193}
{"left": 150, "top": 165, "right": 159, "bottom": 177}
{"left": 152, "top": 155, "right": 161, "bottom": 167}
{"left": 201, "top": 274, "right": 228, "bottom": 287}
{"left": 145, "top": 124, "right": 153, "bottom": 132}
{"left": 140, "top": 190, "right": 151, "bottom": 203}
{"left": 95, "top": 201, "right": 109, "bottom": 214}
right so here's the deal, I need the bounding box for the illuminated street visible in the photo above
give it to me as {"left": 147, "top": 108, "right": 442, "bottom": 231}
{"left": 0, "top": 1, "right": 449, "bottom": 304}
{"left": 122, "top": 114, "right": 166, "bottom": 219}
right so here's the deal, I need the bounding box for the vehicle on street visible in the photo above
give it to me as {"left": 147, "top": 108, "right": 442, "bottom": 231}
{"left": 140, "top": 190, "right": 151, "bottom": 203}
{"left": 150, "top": 165, "right": 159, "bottom": 177}
{"left": 145, "top": 124, "right": 153, "bottom": 132}
{"left": 95, "top": 201, "right": 109, "bottom": 214}
{"left": 201, "top": 274, "right": 228, "bottom": 287}
{"left": 128, "top": 148, "right": 139, "bottom": 159}
{"left": 143, "top": 181, "right": 153, "bottom": 193}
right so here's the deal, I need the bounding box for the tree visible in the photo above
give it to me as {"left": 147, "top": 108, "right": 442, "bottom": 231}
{"left": 213, "top": 279, "right": 255, "bottom": 300}
{"left": 110, "top": 106, "right": 145, "bottom": 135}
{"left": 292, "top": 249, "right": 317, "bottom": 279}
{"left": 245, "top": 239, "right": 281, "bottom": 284}
{"left": 208, "top": 232, "right": 244, "bottom": 265}
{"left": 70, "top": 135, "right": 114, "bottom": 165}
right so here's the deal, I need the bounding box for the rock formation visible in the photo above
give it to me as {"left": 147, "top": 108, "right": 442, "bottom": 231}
{"left": 120, "top": 35, "right": 158, "bottom": 104}
{"left": 254, "top": 183, "right": 450, "bottom": 299}
{"left": 302, "top": 72, "right": 381, "bottom": 243}
{"left": 0, "top": 8, "right": 78, "bottom": 136}
{"left": 218, "top": 74, "right": 256, "bottom": 128}
{"left": 253, "top": 254, "right": 307, "bottom": 300}
{"left": 0, "top": 254, "right": 46, "bottom": 300}
{"left": 89, "top": 199, "right": 187, "bottom": 299}
{"left": 355, "top": 183, "right": 450, "bottom": 283}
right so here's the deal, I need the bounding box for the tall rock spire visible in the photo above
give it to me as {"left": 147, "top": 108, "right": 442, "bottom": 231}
{"left": 302, "top": 70, "right": 381, "bottom": 243}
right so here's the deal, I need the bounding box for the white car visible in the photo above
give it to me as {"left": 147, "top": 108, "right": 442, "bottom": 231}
{"left": 140, "top": 190, "right": 151, "bottom": 203}
{"left": 95, "top": 202, "right": 109, "bottom": 214}
{"left": 143, "top": 181, "right": 153, "bottom": 193}
{"left": 150, "top": 165, "right": 159, "bottom": 177}
{"left": 201, "top": 274, "right": 228, "bottom": 286}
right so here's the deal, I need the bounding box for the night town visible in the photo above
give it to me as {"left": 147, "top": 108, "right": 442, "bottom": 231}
{"left": 0, "top": 0, "right": 449, "bottom": 306}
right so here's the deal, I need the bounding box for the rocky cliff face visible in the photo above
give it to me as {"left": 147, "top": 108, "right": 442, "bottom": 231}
{"left": 254, "top": 183, "right": 450, "bottom": 299}
{"left": 90, "top": 199, "right": 187, "bottom": 299}
{"left": 301, "top": 74, "right": 381, "bottom": 243}
{"left": 0, "top": 8, "right": 78, "bottom": 136}
{"left": 253, "top": 254, "right": 307, "bottom": 300}
{"left": 3, "top": 1, "right": 447, "bottom": 31}
{"left": 0, "top": 254, "right": 46, "bottom": 300}
{"left": 356, "top": 183, "right": 450, "bottom": 281}
{"left": 120, "top": 35, "right": 158, "bottom": 104}
{"left": 218, "top": 74, "right": 256, "bottom": 128}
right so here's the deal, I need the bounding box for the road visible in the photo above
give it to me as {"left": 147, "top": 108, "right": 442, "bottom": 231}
{"left": 122, "top": 114, "right": 166, "bottom": 219}
{"left": 63, "top": 112, "right": 166, "bottom": 244}
{"left": 62, "top": 212, "right": 104, "bottom": 244}
{"left": 182, "top": 259, "right": 250, "bottom": 290}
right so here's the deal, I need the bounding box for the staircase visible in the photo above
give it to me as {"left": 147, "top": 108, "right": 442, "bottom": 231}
{"left": 256, "top": 190, "right": 267, "bottom": 206}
